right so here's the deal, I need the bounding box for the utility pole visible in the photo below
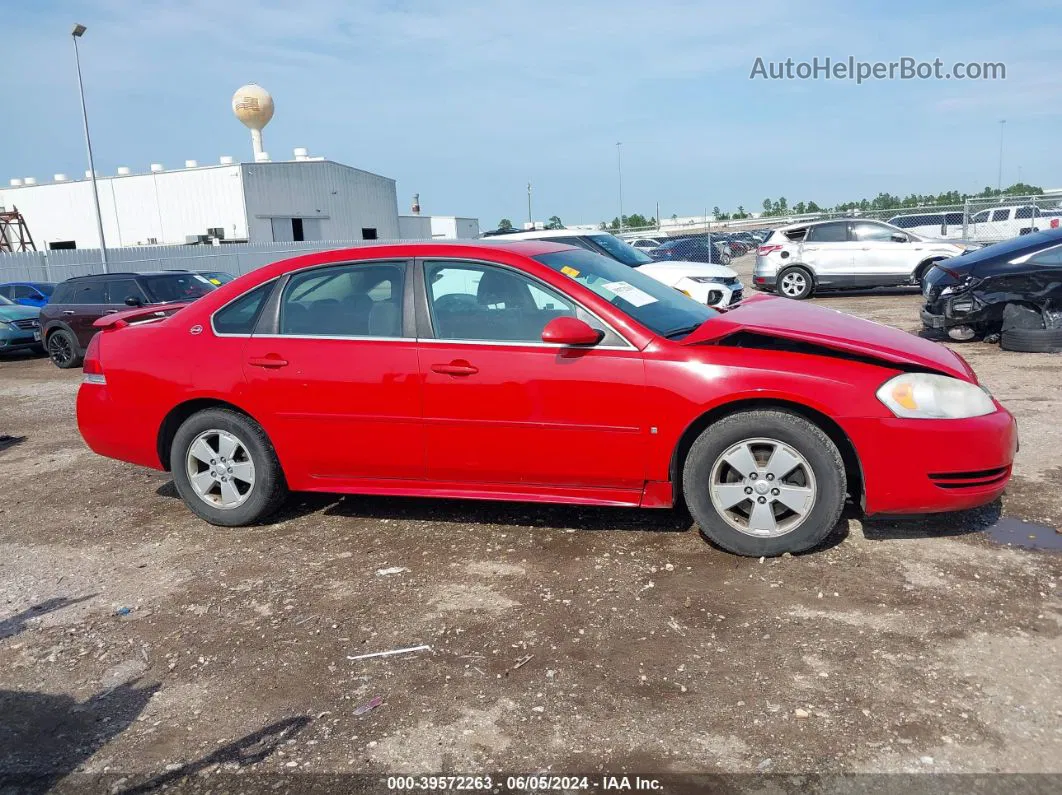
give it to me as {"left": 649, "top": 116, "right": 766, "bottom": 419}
{"left": 616, "top": 142, "right": 624, "bottom": 233}
{"left": 72, "top": 23, "right": 108, "bottom": 272}
{"left": 997, "top": 119, "right": 1006, "bottom": 193}
{"left": 527, "top": 182, "right": 532, "bottom": 229}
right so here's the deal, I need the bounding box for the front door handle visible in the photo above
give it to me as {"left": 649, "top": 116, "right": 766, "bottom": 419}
{"left": 861, "top": 247, "right": 871, "bottom": 250}
{"left": 432, "top": 360, "right": 479, "bottom": 376}
{"left": 62, "top": 310, "right": 75, "bottom": 315}
{"left": 104, "top": 309, "right": 119, "bottom": 314}
{"left": 248, "top": 355, "right": 289, "bottom": 368}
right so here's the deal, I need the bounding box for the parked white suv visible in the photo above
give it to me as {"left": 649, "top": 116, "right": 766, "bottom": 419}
{"left": 493, "top": 229, "right": 743, "bottom": 307}
{"left": 753, "top": 219, "right": 968, "bottom": 299}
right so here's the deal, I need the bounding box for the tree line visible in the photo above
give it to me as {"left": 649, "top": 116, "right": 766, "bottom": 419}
{"left": 495, "top": 183, "right": 1046, "bottom": 231}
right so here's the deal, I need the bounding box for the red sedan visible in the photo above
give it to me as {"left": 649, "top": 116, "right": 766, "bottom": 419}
{"left": 76, "top": 242, "right": 1017, "bottom": 556}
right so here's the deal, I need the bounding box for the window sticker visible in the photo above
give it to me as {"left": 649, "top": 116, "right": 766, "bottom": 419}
{"left": 602, "top": 280, "right": 657, "bottom": 307}
{"left": 561, "top": 265, "right": 581, "bottom": 277}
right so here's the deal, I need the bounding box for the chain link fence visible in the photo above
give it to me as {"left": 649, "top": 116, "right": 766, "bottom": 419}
{"left": 616, "top": 194, "right": 1062, "bottom": 246}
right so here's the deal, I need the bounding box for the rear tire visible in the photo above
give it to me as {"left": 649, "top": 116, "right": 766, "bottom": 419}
{"left": 170, "top": 408, "right": 289, "bottom": 526}
{"left": 777, "top": 266, "right": 814, "bottom": 299}
{"left": 46, "top": 329, "right": 82, "bottom": 369}
{"left": 682, "top": 410, "right": 846, "bottom": 557}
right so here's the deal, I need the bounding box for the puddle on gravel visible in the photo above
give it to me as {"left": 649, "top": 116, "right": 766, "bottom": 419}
{"left": 985, "top": 517, "right": 1062, "bottom": 551}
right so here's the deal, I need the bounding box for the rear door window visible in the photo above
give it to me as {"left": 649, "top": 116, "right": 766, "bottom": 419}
{"left": 279, "top": 262, "right": 407, "bottom": 337}
{"left": 991, "top": 209, "right": 1010, "bottom": 222}
{"left": 804, "top": 222, "right": 849, "bottom": 242}
{"left": 72, "top": 280, "right": 106, "bottom": 304}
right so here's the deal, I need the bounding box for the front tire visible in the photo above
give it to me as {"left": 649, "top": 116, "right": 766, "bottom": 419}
{"left": 46, "top": 329, "right": 83, "bottom": 369}
{"left": 777, "top": 266, "right": 814, "bottom": 299}
{"left": 170, "top": 408, "right": 288, "bottom": 526}
{"left": 682, "top": 410, "right": 846, "bottom": 557}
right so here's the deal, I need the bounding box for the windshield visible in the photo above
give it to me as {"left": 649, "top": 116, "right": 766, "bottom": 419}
{"left": 140, "top": 273, "right": 218, "bottom": 303}
{"left": 35, "top": 283, "right": 56, "bottom": 296}
{"left": 587, "top": 234, "right": 654, "bottom": 266}
{"left": 941, "top": 229, "right": 1061, "bottom": 267}
{"left": 534, "top": 248, "right": 716, "bottom": 338}
{"left": 0, "top": 294, "right": 13, "bottom": 306}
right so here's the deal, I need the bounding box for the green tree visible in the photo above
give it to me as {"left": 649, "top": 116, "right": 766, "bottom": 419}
{"left": 806, "top": 200, "right": 822, "bottom": 213}
{"left": 762, "top": 198, "right": 774, "bottom": 216}
{"left": 545, "top": 215, "right": 564, "bottom": 230}
{"left": 497, "top": 218, "right": 514, "bottom": 232}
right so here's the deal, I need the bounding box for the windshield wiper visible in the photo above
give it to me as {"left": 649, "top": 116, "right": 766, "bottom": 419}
{"left": 663, "top": 324, "right": 702, "bottom": 340}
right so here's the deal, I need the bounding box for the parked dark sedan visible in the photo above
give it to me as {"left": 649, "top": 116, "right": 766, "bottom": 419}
{"left": 649, "top": 237, "right": 732, "bottom": 266}
{"left": 40, "top": 271, "right": 219, "bottom": 369}
{"left": 922, "top": 228, "right": 1062, "bottom": 352}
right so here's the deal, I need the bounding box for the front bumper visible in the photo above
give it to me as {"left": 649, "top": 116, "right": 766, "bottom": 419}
{"left": 0, "top": 328, "right": 41, "bottom": 352}
{"left": 683, "top": 281, "right": 744, "bottom": 308}
{"left": 845, "top": 409, "right": 1018, "bottom": 515}
{"left": 921, "top": 295, "right": 991, "bottom": 330}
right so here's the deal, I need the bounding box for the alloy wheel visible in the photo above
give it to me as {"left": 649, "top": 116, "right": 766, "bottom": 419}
{"left": 185, "top": 429, "right": 256, "bottom": 510}
{"left": 708, "top": 437, "right": 817, "bottom": 537}
{"left": 48, "top": 333, "right": 72, "bottom": 366}
{"left": 780, "top": 272, "right": 808, "bottom": 298}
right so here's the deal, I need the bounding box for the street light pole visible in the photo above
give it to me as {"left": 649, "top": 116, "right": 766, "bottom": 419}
{"left": 527, "top": 181, "right": 532, "bottom": 229}
{"left": 997, "top": 119, "right": 1006, "bottom": 194}
{"left": 72, "top": 23, "right": 108, "bottom": 272}
{"left": 616, "top": 142, "right": 624, "bottom": 233}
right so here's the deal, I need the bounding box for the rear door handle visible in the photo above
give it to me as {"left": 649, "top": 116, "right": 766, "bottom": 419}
{"left": 62, "top": 310, "right": 75, "bottom": 315}
{"left": 104, "top": 309, "right": 119, "bottom": 314}
{"left": 432, "top": 361, "right": 479, "bottom": 376}
{"left": 248, "top": 355, "right": 289, "bottom": 368}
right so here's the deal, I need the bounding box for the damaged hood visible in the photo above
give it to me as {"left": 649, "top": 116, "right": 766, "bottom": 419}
{"left": 682, "top": 294, "right": 975, "bottom": 380}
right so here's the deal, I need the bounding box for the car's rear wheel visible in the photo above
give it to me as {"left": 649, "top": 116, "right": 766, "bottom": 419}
{"left": 777, "top": 266, "right": 814, "bottom": 299}
{"left": 682, "top": 410, "right": 846, "bottom": 557}
{"left": 170, "top": 408, "right": 288, "bottom": 526}
{"left": 46, "top": 329, "right": 82, "bottom": 369}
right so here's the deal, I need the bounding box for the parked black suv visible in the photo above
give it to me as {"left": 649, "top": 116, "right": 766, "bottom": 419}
{"left": 40, "top": 271, "right": 219, "bottom": 368}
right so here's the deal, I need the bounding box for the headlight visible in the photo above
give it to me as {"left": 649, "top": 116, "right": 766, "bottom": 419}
{"left": 876, "top": 373, "right": 995, "bottom": 419}
{"left": 688, "top": 276, "right": 729, "bottom": 284}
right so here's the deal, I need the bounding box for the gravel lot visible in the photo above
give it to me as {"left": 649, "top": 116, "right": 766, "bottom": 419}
{"left": 1, "top": 256, "right": 1060, "bottom": 791}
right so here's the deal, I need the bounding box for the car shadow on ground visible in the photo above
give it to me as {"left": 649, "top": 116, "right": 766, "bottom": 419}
{"left": 859, "top": 499, "right": 1002, "bottom": 541}
{"left": 0, "top": 682, "right": 160, "bottom": 794}
{"left": 0, "top": 594, "right": 97, "bottom": 640}
{"left": 810, "top": 286, "right": 922, "bottom": 299}
{"left": 156, "top": 483, "right": 1002, "bottom": 547}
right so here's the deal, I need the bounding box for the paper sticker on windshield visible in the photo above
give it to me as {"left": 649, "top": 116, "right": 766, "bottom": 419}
{"left": 602, "top": 281, "right": 657, "bottom": 307}
{"left": 208, "top": 278, "right": 222, "bottom": 286}
{"left": 561, "top": 265, "right": 580, "bottom": 277}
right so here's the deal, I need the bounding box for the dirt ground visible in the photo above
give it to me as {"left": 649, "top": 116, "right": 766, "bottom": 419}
{"left": 1, "top": 256, "right": 1060, "bottom": 792}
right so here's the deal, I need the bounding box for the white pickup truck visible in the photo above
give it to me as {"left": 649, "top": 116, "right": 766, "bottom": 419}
{"left": 966, "top": 205, "right": 1062, "bottom": 242}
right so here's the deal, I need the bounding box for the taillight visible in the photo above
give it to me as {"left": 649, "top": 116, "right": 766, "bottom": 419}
{"left": 757, "top": 244, "right": 783, "bottom": 256}
{"left": 82, "top": 334, "right": 106, "bottom": 384}
{"left": 1052, "top": 218, "right": 1059, "bottom": 229}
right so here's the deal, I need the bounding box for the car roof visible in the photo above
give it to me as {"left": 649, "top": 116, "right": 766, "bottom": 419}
{"left": 62, "top": 270, "right": 197, "bottom": 282}
{"left": 0, "top": 280, "right": 55, "bottom": 286}
{"left": 487, "top": 229, "right": 597, "bottom": 240}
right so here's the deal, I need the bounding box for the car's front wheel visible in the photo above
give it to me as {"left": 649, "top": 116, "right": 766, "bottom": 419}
{"left": 682, "top": 410, "right": 846, "bottom": 556}
{"left": 170, "top": 408, "right": 288, "bottom": 526}
{"left": 777, "top": 266, "right": 814, "bottom": 299}
{"left": 46, "top": 329, "right": 83, "bottom": 369}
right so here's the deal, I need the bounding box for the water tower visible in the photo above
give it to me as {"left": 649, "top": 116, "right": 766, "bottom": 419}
{"left": 231, "top": 84, "right": 274, "bottom": 161}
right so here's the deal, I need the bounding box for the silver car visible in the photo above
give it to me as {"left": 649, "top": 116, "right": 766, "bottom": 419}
{"left": 753, "top": 219, "right": 969, "bottom": 299}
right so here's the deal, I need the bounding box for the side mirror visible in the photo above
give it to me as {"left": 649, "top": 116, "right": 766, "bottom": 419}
{"left": 890, "top": 233, "right": 907, "bottom": 243}
{"left": 541, "top": 316, "right": 603, "bottom": 346}
{"left": 125, "top": 296, "right": 142, "bottom": 307}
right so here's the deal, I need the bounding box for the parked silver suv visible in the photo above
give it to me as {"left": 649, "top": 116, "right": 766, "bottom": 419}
{"left": 753, "top": 219, "right": 969, "bottom": 299}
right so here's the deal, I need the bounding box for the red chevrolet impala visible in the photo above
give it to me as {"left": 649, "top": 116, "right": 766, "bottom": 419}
{"left": 76, "top": 242, "right": 1017, "bottom": 556}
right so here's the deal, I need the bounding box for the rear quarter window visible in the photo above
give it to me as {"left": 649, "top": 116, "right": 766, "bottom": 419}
{"left": 212, "top": 281, "right": 275, "bottom": 335}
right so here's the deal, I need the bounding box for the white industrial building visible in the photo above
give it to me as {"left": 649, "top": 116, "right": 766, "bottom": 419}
{"left": 0, "top": 152, "right": 482, "bottom": 250}
{"left": 0, "top": 84, "right": 478, "bottom": 252}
